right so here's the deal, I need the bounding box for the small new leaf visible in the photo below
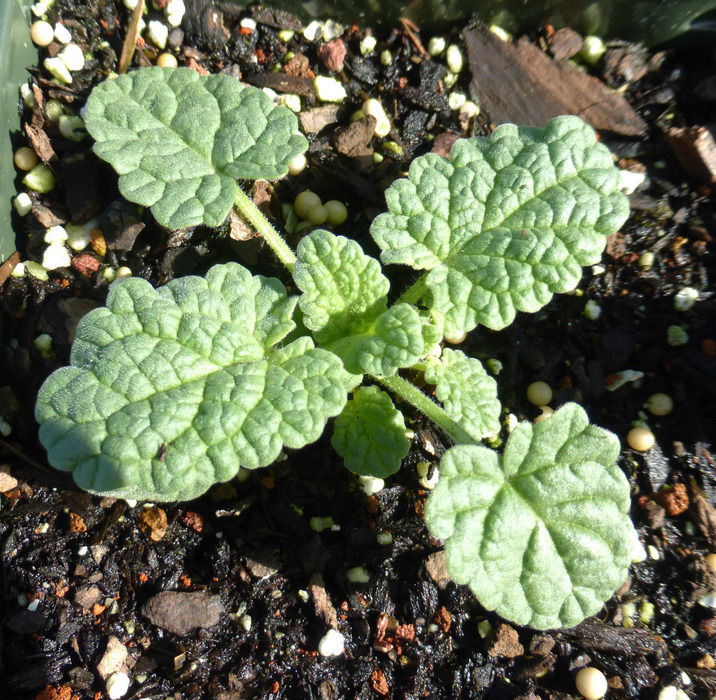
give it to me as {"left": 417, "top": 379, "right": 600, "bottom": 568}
{"left": 332, "top": 386, "right": 410, "bottom": 477}
{"left": 424, "top": 403, "right": 635, "bottom": 629}
{"left": 84, "top": 67, "right": 308, "bottom": 229}
{"left": 295, "top": 229, "right": 440, "bottom": 376}
{"left": 371, "top": 116, "right": 630, "bottom": 335}
{"left": 424, "top": 349, "right": 501, "bottom": 441}
{"left": 35, "top": 264, "right": 351, "bottom": 501}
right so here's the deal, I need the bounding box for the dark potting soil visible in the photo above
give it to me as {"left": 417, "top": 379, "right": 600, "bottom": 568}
{"left": 1, "top": 1, "right": 716, "bottom": 698}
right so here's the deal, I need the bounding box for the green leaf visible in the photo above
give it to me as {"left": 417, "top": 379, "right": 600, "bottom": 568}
{"left": 371, "top": 116, "right": 630, "bottom": 335}
{"left": 84, "top": 67, "right": 308, "bottom": 229}
{"left": 35, "top": 263, "right": 352, "bottom": 501}
{"left": 424, "top": 403, "right": 634, "bottom": 629}
{"left": 294, "top": 229, "right": 440, "bottom": 376}
{"left": 424, "top": 349, "right": 501, "bottom": 441}
{"left": 331, "top": 386, "right": 410, "bottom": 477}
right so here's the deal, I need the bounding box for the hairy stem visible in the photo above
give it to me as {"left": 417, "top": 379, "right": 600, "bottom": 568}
{"left": 233, "top": 187, "right": 297, "bottom": 271}
{"left": 396, "top": 273, "right": 428, "bottom": 307}
{"left": 375, "top": 373, "right": 474, "bottom": 445}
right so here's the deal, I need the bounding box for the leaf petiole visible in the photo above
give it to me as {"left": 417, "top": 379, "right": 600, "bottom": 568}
{"left": 374, "top": 373, "right": 475, "bottom": 446}
{"left": 396, "top": 273, "right": 428, "bottom": 307}
{"left": 233, "top": 187, "right": 297, "bottom": 271}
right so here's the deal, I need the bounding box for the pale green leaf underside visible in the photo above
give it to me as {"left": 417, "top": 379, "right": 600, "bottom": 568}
{"left": 35, "top": 263, "right": 351, "bottom": 501}
{"left": 371, "top": 116, "right": 630, "bottom": 334}
{"left": 84, "top": 66, "right": 308, "bottom": 229}
{"left": 424, "top": 349, "right": 501, "bottom": 441}
{"left": 295, "top": 230, "right": 440, "bottom": 376}
{"left": 424, "top": 403, "right": 634, "bottom": 629}
{"left": 331, "top": 386, "right": 410, "bottom": 477}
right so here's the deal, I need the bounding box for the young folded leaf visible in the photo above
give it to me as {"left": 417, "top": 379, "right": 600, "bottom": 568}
{"left": 371, "top": 116, "right": 630, "bottom": 335}
{"left": 84, "top": 67, "right": 308, "bottom": 229}
{"left": 294, "top": 229, "right": 440, "bottom": 376}
{"left": 332, "top": 386, "right": 410, "bottom": 477}
{"left": 35, "top": 264, "right": 352, "bottom": 501}
{"left": 423, "top": 348, "right": 501, "bottom": 441}
{"left": 424, "top": 403, "right": 635, "bottom": 629}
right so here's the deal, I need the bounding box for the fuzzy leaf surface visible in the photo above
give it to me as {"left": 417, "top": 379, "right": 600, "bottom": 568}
{"left": 424, "top": 349, "right": 501, "bottom": 440}
{"left": 294, "top": 229, "right": 440, "bottom": 376}
{"left": 424, "top": 403, "right": 634, "bottom": 629}
{"left": 332, "top": 386, "right": 410, "bottom": 477}
{"left": 371, "top": 116, "right": 630, "bottom": 335}
{"left": 35, "top": 264, "right": 351, "bottom": 501}
{"left": 84, "top": 67, "right": 308, "bottom": 229}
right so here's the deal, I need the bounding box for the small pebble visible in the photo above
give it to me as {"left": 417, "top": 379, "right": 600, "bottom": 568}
{"left": 667, "top": 325, "right": 688, "bottom": 347}
{"left": 584, "top": 299, "right": 601, "bottom": 320}
{"left": 20, "top": 83, "right": 35, "bottom": 108}
{"left": 489, "top": 25, "right": 512, "bottom": 42}
{"left": 58, "top": 115, "right": 86, "bottom": 141}
{"left": 575, "top": 667, "right": 608, "bottom": 700}
{"left": 324, "top": 200, "right": 348, "bottom": 226}
{"left": 445, "top": 329, "right": 467, "bottom": 345}
{"left": 448, "top": 92, "right": 466, "bottom": 110}
{"left": 345, "top": 566, "right": 370, "bottom": 583}
{"left": 294, "top": 191, "right": 322, "bottom": 219}
{"left": 314, "top": 75, "right": 347, "bottom": 102}
{"left": 638, "top": 252, "right": 654, "bottom": 269}
{"left": 54, "top": 22, "right": 72, "bottom": 44}
{"left": 106, "top": 672, "right": 131, "bottom": 699}
{"left": 446, "top": 44, "right": 464, "bottom": 73}
{"left": 362, "top": 98, "right": 391, "bottom": 136}
{"left": 526, "top": 381, "right": 552, "bottom": 406}
{"left": 318, "top": 629, "right": 345, "bottom": 656}
{"left": 310, "top": 516, "right": 335, "bottom": 532}
{"left": 146, "top": 20, "right": 169, "bottom": 49}
{"left": 157, "top": 53, "right": 178, "bottom": 68}
{"left": 534, "top": 406, "right": 554, "bottom": 423}
{"left": 428, "top": 36, "right": 446, "bottom": 56}
{"left": 580, "top": 35, "right": 606, "bottom": 65}
{"left": 359, "top": 475, "right": 384, "bottom": 495}
{"left": 44, "top": 56, "right": 72, "bottom": 84}
{"left": 42, "top": 244, "right": 71, "bottom": 270}
{"left": 277, "top": 93, "right": 301, "bottom": 113}
{"left": 45, "top": 99, "right": 65, "bottom": 122}
{"left": 459, "top": 100, "right": 479, "bottom": 119}
{"left": 303, "top": 20, "right": 324, "bottom": 42}
{"left": 287, "top": 153, "right": 307, "bottom": 176}
{"left": 359, "top": 35, "right": 377, "bottom": 55}
{"left": 32, "top": 2, "right": 49, "bottom": 17}
{"left": 165, "top": 0, "right": 185, "bottom": 27}
{"left": 30, "top": 20, "right": 54, "bottom": 46}
{"left": 674, "top": 286, "right": 699, "bottom": 312}
{"left": 25, "top": 261, "right": 49, "bottom": 281}
{"left": 14, "top": 147, "right": 38, "bottom": 171}
{"left": 619, "top": 169, "right": 646, "bottom": 194}
{"left": 44, "top": 225, "right": 68, "bottom": 244}
{"left": 60, "top": 43, "right": 85, "bottom": 71}
{"left": 627, "top": 426, "right": 655, "bottom": 451}
{"left": 646, "top": 393, "right": 673, "bottom": 416}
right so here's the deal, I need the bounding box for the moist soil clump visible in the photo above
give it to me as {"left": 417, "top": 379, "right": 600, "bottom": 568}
{"left": 1, "top": 1, "right": 716, "bottom": 698}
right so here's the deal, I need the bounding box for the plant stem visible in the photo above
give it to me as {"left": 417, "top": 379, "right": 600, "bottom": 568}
{"left": 375, "top": 373, "right": 475, "bottom": 445}
{"left": 233, "top": 187, "right": 297, "bottom": 271}
{"left": 396, "top": 273, "right": 428, "bottom": 306}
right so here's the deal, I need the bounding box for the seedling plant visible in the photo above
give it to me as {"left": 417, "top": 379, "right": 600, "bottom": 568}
{"left": 35, "top": 67, "right": 636, "bottom": 629}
